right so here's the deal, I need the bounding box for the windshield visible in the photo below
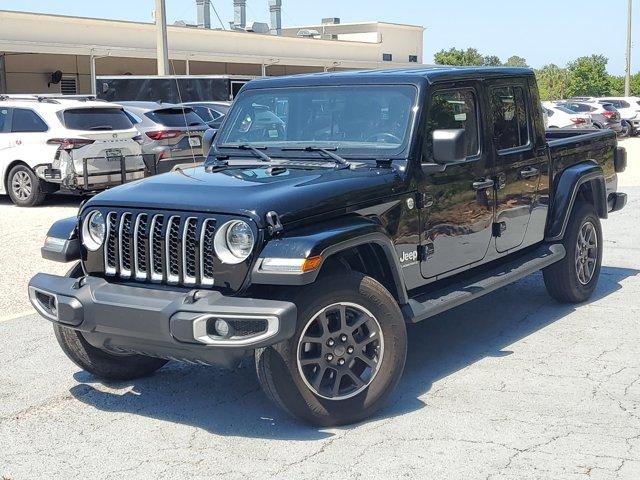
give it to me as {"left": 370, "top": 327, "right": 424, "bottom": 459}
{"left": 216, "top": 85, "right": 418, "bottom": 156}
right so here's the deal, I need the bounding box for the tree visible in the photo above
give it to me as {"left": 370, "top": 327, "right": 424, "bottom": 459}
{"left": 609, "top": 76, "right": 626, "bottom": 96}
{"left": 535, "top": 64, "right": 570, "bottom": 101}
{"left": 483, "top": 55, "right": 502, "bottom": 66}
{"left": 631, "top": 73, "right": 640, "bottom": 96}
{"left": 566, "top": 55, "right": 611, "bottom": 97}
{"left": 505, "top": 55, "right": 528, "bottom": 67}
{"left": 434, "top": 47, "right": 485, "bottom": 66}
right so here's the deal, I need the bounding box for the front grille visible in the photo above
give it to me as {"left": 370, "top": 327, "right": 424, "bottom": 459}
{"left": 103, "top": 211, "right": 221, "bottom": 286}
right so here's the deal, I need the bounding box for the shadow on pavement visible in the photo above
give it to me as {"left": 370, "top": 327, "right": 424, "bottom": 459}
{"left": 0, "top": 193, "right": 84, "bottom": 208}
{"left": 69, "top": 265, "right": 638, "bottom": 439}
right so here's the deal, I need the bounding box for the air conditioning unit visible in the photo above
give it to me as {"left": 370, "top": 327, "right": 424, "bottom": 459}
{"left": 245, "top": 21, "right": 270, "bottom": 34}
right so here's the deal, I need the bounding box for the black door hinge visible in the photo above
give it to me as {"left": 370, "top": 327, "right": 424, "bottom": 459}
{"left": 416, "top": 193, "right": 434, "bottom": 209}
{"left": 417, "top": 243, "right": 434, "bottom": 261}
{"left": 492, "top": 222, "right": 506, "bottom": 237}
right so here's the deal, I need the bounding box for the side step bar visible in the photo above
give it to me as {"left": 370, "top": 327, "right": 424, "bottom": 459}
{"left": 403, "top": 244, "right": 566, "bottom": 323}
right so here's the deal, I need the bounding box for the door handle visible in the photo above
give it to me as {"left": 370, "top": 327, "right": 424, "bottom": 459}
{"left": 472, "top": 179, "right": 495, "bottom": 191}
{"left": 520, "top": 167, "right": 539, "bottom": 179}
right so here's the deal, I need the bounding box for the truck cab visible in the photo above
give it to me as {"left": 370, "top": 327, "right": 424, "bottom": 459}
{"left": 29, "top": 67, "right": 627, "bottom": 426}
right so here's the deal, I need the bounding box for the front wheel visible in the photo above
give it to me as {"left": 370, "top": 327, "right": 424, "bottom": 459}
{"left": 53, "top": 324, "right": 168, "bottom": 381}
{"left": 543, "top": 201, "right": 602, "bottom": 303}
{"left": 255, "top": 273, "right": 407, "bottom": 426}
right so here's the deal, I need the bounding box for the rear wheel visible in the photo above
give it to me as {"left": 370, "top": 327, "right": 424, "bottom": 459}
{"left": 543, "top": 201, "right": 602, "bottom": 303}
{"left": 255, "top": 272, "right": 407, "bottom": 426}
{"left": 7, "top": 164, "right": 46, "bottom": 207}
{"left": 53, "top": 324, "right": 168, "bottom": 381}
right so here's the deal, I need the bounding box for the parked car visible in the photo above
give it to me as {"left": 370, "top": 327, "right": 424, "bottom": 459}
{"left": 597, "top": 97, "right": 640, "bottom": 136}
{"left": 120, "top": 102, "right": 209, "bottom": 173}
{"left": 542, "top": 102, "right": 593, "bottom": 129}
{"left": 557, "top": 100, "right": 623, "bottom": 134}
{"left": 183, "top": 101, "right": 231, "bottom": 131}
{"left": 30, "top": 67, "right": 628, "bottom": 426}
{"left": 0, "top": 95, "right": 144, "bottom": 207}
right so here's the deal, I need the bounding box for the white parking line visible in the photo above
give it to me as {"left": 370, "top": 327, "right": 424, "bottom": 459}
{"left": 0, "top": 309, "right": 35, "bottom": 323}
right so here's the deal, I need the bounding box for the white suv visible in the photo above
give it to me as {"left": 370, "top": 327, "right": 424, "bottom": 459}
{"left": 0, "top": 96, "right": 145, "bottom": 207}
{"left": 597, "top": 97, "right": 640, "bottom": 136}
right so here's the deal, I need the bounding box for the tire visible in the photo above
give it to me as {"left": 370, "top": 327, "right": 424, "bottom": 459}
{"left": 543, "top": 201, "right": 602, "bottom": 303}
{"left": 53, "top": 324, "right": 168, "bottom": 381}
{"left": 620, "top": 120, "right": 631, "bottom": 138}
{"left": 6, "top": 164, "right": 46, "bottom": 207}
{"left": 255, "top": 272, "right": 407, "bottom": 427}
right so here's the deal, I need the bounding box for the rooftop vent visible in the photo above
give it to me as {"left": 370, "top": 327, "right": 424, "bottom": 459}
{"left": 232, "top": 0, "right": 246, "bottom": 29}
{"left": 269, "top": 0, "right": 282, "bottom": 36}
{"left": 245, "top": 21, "right": 270, "bottom": 34}
{"left": 196, "top": 0, "right": 211, "bottom": 28}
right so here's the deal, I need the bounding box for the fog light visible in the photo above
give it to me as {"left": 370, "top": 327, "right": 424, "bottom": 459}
{"left": 214, "top": 319, "right": 234, "bottom": 338}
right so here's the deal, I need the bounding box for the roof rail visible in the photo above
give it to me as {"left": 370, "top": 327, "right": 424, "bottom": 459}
{"left": 0, "top": 94, "right": 101, "bottom": 104}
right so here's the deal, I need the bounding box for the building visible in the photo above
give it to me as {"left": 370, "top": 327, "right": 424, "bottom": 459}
{"left": 0, "top": 10, "right": 425, "bottom": 95}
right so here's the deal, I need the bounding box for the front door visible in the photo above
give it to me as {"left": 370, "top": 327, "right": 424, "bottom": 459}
{"left": 419, "top": 85, "right": 495, "bottom": 279}
{"left": 487, "top": 81, "right": 541, "bottom": 253}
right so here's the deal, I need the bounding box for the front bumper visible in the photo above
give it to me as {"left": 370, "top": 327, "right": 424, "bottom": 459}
{"left": 28, "top": 273, "right": 297, "bottom": 369}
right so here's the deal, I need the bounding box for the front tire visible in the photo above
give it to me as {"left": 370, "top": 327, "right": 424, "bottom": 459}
{"left": 53, "top": 324, "right": 168, "bottom": 381}
{"left": 543, "top": 201, "right": 602, "bottom": 303}
{"left": 255, "top": 273, "right": 407, "bottom": 426}
{"left": 7, "top": 164, "right": 46, "bottom": 207}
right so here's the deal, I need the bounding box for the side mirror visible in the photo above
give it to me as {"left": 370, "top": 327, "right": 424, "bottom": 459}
{"left": 432, "top": 129, "right": 466, "bottom": 164}
{"left": 202, "top": 128, "right": 217, "bottom": 157}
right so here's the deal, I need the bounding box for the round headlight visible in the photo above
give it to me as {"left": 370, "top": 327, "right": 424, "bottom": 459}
{"left": 214, "top": 220, "right": 254, "bottom": 264}
{"left": 82, "top": 211, "right": 106, "bottom": 251}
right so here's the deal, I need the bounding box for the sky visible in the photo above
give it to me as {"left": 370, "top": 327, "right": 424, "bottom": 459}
{"left": 2, "top": 0, "right": 638, "bottom": 75}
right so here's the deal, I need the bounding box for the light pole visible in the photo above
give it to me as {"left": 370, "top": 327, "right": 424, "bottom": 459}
{"left": 625, "top": 0, "right": 633, "bottom": 96}
{"left": 155, "top": 0, "right": 170, "bottom": 75}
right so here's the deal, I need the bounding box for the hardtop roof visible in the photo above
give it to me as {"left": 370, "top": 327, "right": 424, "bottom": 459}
{"left": 243, "top": 66, "right": 535, "bottom": 91}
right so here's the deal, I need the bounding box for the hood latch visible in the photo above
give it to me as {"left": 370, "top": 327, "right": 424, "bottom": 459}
{"left": 266, "top": 211, "right": 283, "bottom": 236}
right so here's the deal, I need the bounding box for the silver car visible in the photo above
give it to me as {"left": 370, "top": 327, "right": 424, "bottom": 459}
{"left": 120, "top": 102, "right": 209, "bottom": 174}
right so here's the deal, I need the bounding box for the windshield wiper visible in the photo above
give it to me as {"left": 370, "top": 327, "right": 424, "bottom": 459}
{"left": 282, "top": 146, "right": 351, "bottom": 169}
{"left": 218, "top": 144, "right": 272, "bottom": 162}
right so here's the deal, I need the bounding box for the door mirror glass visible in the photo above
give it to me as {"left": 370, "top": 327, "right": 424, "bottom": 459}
{"left": 433, "top": 129, "right": 466, "bottom": 164}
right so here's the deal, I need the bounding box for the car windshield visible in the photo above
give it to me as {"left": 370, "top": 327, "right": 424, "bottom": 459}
{"left": 216, "top": 85, "right": 418, "bottom": 156}
{"left": 555, "top": 105, "right": 577, "bottom": 114}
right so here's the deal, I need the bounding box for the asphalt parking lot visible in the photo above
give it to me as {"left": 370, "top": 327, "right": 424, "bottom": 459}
{"left": 1, "top": 139, "right": 640, "bottom": 479}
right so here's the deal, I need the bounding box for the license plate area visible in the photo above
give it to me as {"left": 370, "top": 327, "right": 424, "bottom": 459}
{"left": 188, "top": 137, "right": 201, "bottom": 147}
{"left": 105, "top": 149, "right": 124, "bottom": 161}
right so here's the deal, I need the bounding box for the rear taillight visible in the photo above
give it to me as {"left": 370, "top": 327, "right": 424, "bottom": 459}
{"left": 571, "top": 117, "right": 587, "bottom": 125}
{"left": 145, "top": 130, "right": 183, "bottom": 140}
{"left": 47, "top": 138, "right": 95, "bottom": 150}
{"left": 602, "top": 111, "right": 616, "bottom": 119}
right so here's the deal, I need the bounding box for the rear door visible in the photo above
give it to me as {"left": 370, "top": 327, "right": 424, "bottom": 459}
{"left": 145, "top": 108, "right": 208, "bottom": 161}
{"left": 487, "top": 80, "right": 542, "bottom": 253}
{"left": 419, "top": 83, "right": 495, "bottom": 279}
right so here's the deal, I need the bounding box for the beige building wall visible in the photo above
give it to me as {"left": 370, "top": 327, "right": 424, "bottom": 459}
{"left": 0, "top": 11, "right": 425, "bottom": 94}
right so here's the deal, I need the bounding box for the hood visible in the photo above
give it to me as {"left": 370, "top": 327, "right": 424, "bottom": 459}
{"left": 86, "top": 163, "right": 409, "bottom": 227}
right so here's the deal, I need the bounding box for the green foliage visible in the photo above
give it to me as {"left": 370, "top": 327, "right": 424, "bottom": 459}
{"left": 566, "top": 55, "right": 611, "bottom": 97}
{"left": 434, "top": 48, "right": 485, "bottom": 66}
{"left": 483, "top": 55, "right": 502, "bottom": 66}
{"left": 536, "top": 64, "right": 570, "bottom": 101}
{"left": 505, "top": 56, "right": 528, "bottom": 67}
{"left": 434, "top": 48, "right": 638, "bottom": 99}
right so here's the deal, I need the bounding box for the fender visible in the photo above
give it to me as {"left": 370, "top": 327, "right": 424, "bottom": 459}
{"left": 251, "top": 215, "right": 408, "bottom": 304}
{"left": 41, "top": 216, "right": 81, "bottom": 263}
{"left": 546, "top": 160, "right": 607, "bottom": 242}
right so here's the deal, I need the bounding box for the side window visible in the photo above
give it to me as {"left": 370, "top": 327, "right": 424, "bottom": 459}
{"left": 425, "top": 89, "right": 480, "bottom": 159}
{"left": 490, "top": 86, "right": 529, "bottom": 151}
{"left": 0, "top": 109, "right": 10, "bottom": 133}
{"left": 124, "top": 110, "right": 141, "bottom": 125}
{"left": 11, "top": 108, "right": 48, "bottom": 133}
{"left": 620, "top": 101, "right": 630, "bottom": 108}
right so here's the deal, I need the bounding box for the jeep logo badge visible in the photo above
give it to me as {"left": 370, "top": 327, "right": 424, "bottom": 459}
{"left": 399, "top": 250, "right": 418, "bottom": 264}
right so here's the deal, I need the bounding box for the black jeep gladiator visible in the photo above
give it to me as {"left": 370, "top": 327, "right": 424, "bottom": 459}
{"left": 29, "top": 67, "right": 628, "bottom": 426}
